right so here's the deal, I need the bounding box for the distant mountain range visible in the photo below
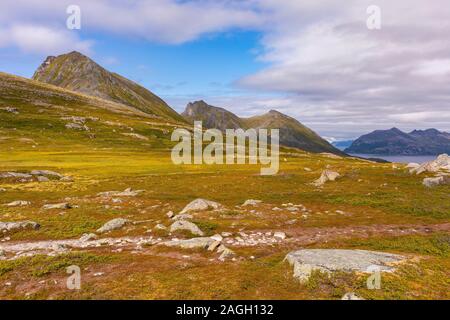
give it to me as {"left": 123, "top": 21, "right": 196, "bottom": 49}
{"left": 345, "top": 128, "right": 450, "bottom": 155}
{"left": 182, "top": 100, "right": 344, "bottom": 155}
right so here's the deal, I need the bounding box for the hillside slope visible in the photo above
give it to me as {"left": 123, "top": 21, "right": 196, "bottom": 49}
{"left": 182, "top": 100, "right": 345, "bottom": 155}
{"left": 32, "top": 51, "right": 185, "bottom": 123}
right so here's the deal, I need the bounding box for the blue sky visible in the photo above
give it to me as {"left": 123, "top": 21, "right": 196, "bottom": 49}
{"left": 1, "top": 0, "right": 450, "bottom": 140}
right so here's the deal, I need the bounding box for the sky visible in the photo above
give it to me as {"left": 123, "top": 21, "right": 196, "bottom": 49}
{"left": 1, "top": 0, "right": 450, "bottom": 141}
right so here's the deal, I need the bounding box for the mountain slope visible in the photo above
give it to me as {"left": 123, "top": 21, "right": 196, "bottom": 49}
{"left": 345, "top": 127, "right": 450, "bottom": 155}
{"left": 32, "top": 51, "right": 184, "bottom": 123}
{"left": 182, "top": 100, "right": 345, "bottom": 155}
{"left": 182, "top": 100, "right": 244, "bottom": 131}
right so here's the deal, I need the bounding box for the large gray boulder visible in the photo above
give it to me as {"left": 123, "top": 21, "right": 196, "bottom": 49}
{"left": 285, "top": 249, "right": 405, "bottom": 282}
{"left": 423, "top": 176, "right": 450, "bottom": 188}
{"left": 0, "top": 221, "right": 40, "bottom": 233}
{"left": 180, "top": 198, "right": 222, "bottom": 214}
{"left": 159, "top": 237, "right": 214, "bottom": 249}
{"left": 97, "top": 218, "right": 131, "bottom": 233}
{"left": 411, "top": 154, "right": 450, "bottom": 174}
{"left": 30, "top": 170, "right": 64, "bottom": 179}
{"left": 313, "top": 170, "right": 340, "bottom": 187}
{"left": 170, "top": 220, "right": 204, "bottom": 236}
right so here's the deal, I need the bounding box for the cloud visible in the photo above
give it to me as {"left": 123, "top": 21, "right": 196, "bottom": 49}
{"left": 0, "top": 24, "right": 93, "bottom": 55}
{"left": 0, "top": 0, "right": 263, "bottom": 44}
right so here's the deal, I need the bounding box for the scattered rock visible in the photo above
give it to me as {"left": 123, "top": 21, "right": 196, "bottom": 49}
{"left": 0, "top": 172, "right": 32, "bottom": 179}
{"left": 170, "top": 220, "right": 204, "bottom": 236}
{"left": 79, "top": 233, "right": 98, "bottom": 242}
{"left": 274, "top": 232, "right": 286, "bottom": 240}
{"left": 210, "top": 234, "right": 223, "bottom": 242}
{"left": 5, "top": 200, "right": 30, "bottom": 207}
{"left": 218, "top": 246, "right": 235, "bottom": 261}
{"left": 30, "top": 170, "right": 64, "bottom": 179}
{"left": 66, "top": 122, "right": 89, "bottom": 131}
{"left": 207, "top": 240, "right": 221, "bottom": 251}
{"left": 154, "top": 224, "right": 167, "bottom": 230}
{"left": 0, "top": 221, "right": 40, "bottom": 233}
{"left": 411, "top": 154, "right": 450, "bottom": 174}
{"left": 242, "top": 199, "right": 262, "bottom": 206}
{"left": 341, "top": 292, "right": 365, "bottom": 300}
{"left": 166, "top": 211, "right": 174, "bottom": 218}
{"left": 160, "top": 237, "right": 214, "bottom": 249}
{"left": 37, "top": 176, "right": 50, "bottom": 182}
{"left": 180, "top": 198, "right": 222, "bottom": 214}
{"left": 2, "top": 107, "right": 19, "bottom": 114}
{"left": 42, "top": 203, "right": 72, "bottom": 210}
{"left": 97, "top": 218, "right": 130, "bottom": 233}
{"left": 172, "top": 214, "right": 193, "bottom": 221}
{"left": 313, "top": 170, "right": 340, "bottom": 187}
{"left": 423, "top": 176, "right": 450, "bottom": 188}
{"left": 285, "top": 249, "right": 405, "bottom": 282}
{"left": 97, "top": 187, "right": 144, "bottom": 197}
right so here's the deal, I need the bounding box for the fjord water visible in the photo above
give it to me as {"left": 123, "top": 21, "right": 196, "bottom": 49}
{"left": 350, "top": 154, "right": 437, "bottom": 164}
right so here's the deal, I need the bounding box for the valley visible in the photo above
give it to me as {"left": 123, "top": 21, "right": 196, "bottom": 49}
{"left": 0, "top": 55, "right": 449, "bottom": 300}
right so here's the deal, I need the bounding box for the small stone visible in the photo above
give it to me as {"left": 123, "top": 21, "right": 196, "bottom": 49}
{"left": 96, "top": 218, "right": 130, "bottom": 233}
{"left": 155, "top": 224, "right": 167, "bottom": 230}
{"left": 342, "top": 292, "right": 365, "bottom": 300}
{"left": 242, "top": 199, "right": 262, "bottom": 206}
{"left": 166, "top": 211, "right": 174, "bottom": 218}
{"left": 210, "top": 234, "right": 223, "bottom": 242}
{"left": 274, "top": 232, "right": 286, "bottom": 240}
{"left": 170, "top": 220, "right": 204, "bottom": 236}
{"left": 79, "top": 233, "right": 97, "bottom": 242}
{"left": 42, "top": 203, "right": 72, "bottom": 210}
{"left": 5, "top": 200, "right": 31, "bottom": 207}
{"left": 207, "top": 240, "right": 221, "bottom": 251}
{"left": 179, "top": 198, "right": 222, "bottom": 214}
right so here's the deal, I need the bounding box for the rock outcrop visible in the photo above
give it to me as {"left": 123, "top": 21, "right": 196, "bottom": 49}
{"left": 285, "top": 249, "right": 405, "bottom": 282}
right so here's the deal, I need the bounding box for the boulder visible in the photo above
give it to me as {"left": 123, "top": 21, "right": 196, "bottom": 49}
{"left": 172, "top": 214, "right": 193, "bottom": 221}
{"left": 37, "top": 176, "right": 50, "bottom": 182}
{"left": 411, "top": 154, "right": 450, "bottom": 174}
{"left": 170, "top": 220, "right": 204, "bottom": 236}
{"left": 96, "top": 218, "right": 130, "bottom": 233}
{"left": 242, "top": 199, "right": 262, "bottom": 206}
{"left": 79, "top": 233, "right": 98, "bottom": 242}
{"left": 166, "top": 211, "right": 174, "bottom": 218}
{"left": 341, "top": 292, "right": 365, "bottom": 300}
{"left": 423, "top": 176, "right": 450, "bottom": 188}
{"left": 30, "top": 170, "right": 64, "bottom": 179}
{"left": 0, "top": 221, "right": 40, "bottom": 233}
{"left": 97, "top": 188, "right": 143, "bottom": 197}
{"left": 313, "top": 170, "right": 340, "bottom": 187}
{"left": 218, "top": 246, "right": 235, "bottom": 261}
{"left": 274, "top": 232, "right": 286, "bottom": 240}
{"left": 285, "top": 249, "right": 405, "bottom": 282}
{"left": 180, "top": 198, "right": 222, "bottom": 214}
{"left": 207, "top": 240, "right": 221, "bottom": 251}
{"left": 0, "top": 172, "right": 32, "bottom": 179}
{"left": 160, "top": 237, "right": 214, "bottom": 249}
{"left": 42, "top": 203, "right": 72, "bottom": 210}
{"left": 5, "top": 200, "right": 31, "bottom": 207}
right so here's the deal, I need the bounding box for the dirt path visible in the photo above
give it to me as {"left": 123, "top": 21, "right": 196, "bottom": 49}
{"left": 1, "top": 223, "right": 449, "bottom": 261}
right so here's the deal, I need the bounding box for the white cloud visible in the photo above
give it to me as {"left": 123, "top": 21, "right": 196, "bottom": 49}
{"left": 2, "top": 24, "right": 93, "bottom": 55}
